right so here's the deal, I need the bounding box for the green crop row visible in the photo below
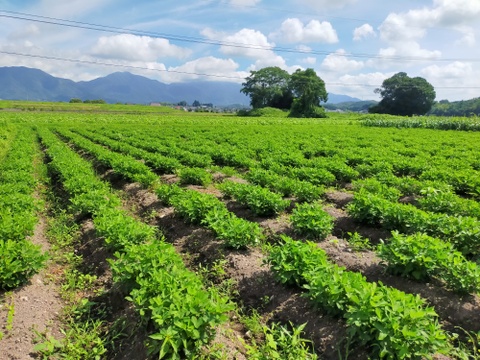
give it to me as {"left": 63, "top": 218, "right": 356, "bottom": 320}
{"left": 37, "top": 127, "right": 233, "bottom": 359}
{"left": 347, "top": 190, "right": 480, "bottom": 256}
{"left": 156, "top": 184, "right": 263, "bottom": 249}
{"left": 267, "top": 236, "right": 448, "bottom": 359}
{"left": 218, "top": 180, "right": 291, "bottom": 216}
{"left": 290, "top": 202, "right": 334, "bottom": 240}
{"left": 361, "top": 115, "right": 480, "bottom": 131}
{"left": 245, "top": 167, "right": 323, "bottom": 202}
{"left": 56, "top": 128, "right": 158, "bottom": 186}
{"left": 0, "top": 127, "right": 47, "bottom": 289}
{"left": 72, "top": 128, "right": 181, "bottom": 174}
{"left": 0, "top": 125, "right": 16, "bottom": 163}
{"left": 85, "top": 121, "right": 480, "bottom": 200}
{"left": 378, "top": 231, "right": 480, "bottom": 294}
{"left": 353, "top": 177, "right": 480, "bottom": 219}
{"left": 97, "top": 127, "right": 214, "bottom": 168}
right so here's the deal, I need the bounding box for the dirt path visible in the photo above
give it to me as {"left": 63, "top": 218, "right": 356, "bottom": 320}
{"left": 0, "top": 216, "right": 63, "bottom": 360}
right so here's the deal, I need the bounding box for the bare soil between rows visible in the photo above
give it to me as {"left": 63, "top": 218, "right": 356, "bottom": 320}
{"left": 0, "top": 217, "right": 63, "bottom": 360}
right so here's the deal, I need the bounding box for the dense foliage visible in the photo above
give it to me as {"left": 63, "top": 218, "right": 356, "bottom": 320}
{"left": 240, "top": 66, "right": 327, "bottom": 118}
{"left": 369, "top": 72, "right": 436, "bottom": 116}
{"left": 429, "top": 97, "right": 480, "bottom": 117}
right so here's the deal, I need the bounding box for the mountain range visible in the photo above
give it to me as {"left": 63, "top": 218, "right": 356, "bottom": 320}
{"left": 0, "top": 66, "right": 361, "bottom": 106}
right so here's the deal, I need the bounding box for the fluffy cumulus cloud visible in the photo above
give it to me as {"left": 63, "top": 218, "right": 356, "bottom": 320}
{"left": 432, "top": 0, "right": 480, "bottom": 26}
{"left": 380, "top": 0, "right": 480, "bottom": 45}
{"left": 271, "top": 18, "right": 338, "bottom": 44}
{"left": 321, "top": 49, "right": 364, "bottom": 72}
{"left": 91, "top": 34, "right": 191, "bottom": 61}
{"left": 353, "top": 24, "right": 376, "bottom": 41}
{"left": 378, "top": 42, "right": 441, "bottom": 61}
{"left": 327, "top": 72, "right": 394, "bottom": 99}
{"left": 164, "top": 56, "right": 247, "bottom": 83}
{"left": 420, "top": 61, "right": 480, "bottom": 100}
{"left": 302, "top": 57, "right": 317, "bottom": 65}
{"left": 421, "top": 61, "right": 473, "bottom": 79}
{"left": 202, "top": 27, "right": 275, "bottom": 60}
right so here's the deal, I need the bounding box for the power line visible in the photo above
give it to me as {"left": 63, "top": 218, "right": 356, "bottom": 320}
{"left": 3, "top": 50, "right": 480, "bottom": 90}
{"left": 2, "top": 10, "right": 480, "bottom": 63}
{"left": 0, "top": 50, "right": 245, "bottom": 80}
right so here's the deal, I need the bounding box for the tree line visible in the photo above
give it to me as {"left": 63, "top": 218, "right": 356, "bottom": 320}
{"left": 429, "top": 98, "right": 480, "bottom": 117}
{"left": 241, "top": 67, "right": 439, "bottom": 117}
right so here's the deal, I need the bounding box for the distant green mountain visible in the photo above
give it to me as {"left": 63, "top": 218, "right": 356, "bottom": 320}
{"left": 0, "top": 66, "right": 251, "bottom": 106}
{"left": 0, "top": 66, "right": 367, "bottom": 106}
{"left": 324, "top": 100, "right": 378, "bottom": 112}
{"left": 429, "top": 98, "right": 480, "bottom": 116}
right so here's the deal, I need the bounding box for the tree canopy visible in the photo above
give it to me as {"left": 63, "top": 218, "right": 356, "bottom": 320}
{"left": 241, "top": 67, "right": 292, "bottom": 110}
{"left": 289, "top": 68, "right": 328, "bottom": 118}
{"left": 240, "top": 66, "right": 327, "bottom": 118}
{"left": 369, "top": 72, "right": 436, "bottom": 116}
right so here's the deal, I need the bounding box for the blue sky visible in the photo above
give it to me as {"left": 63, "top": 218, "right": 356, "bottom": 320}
{"left": 1, "top": 0, "right": 479, "bottom": 101}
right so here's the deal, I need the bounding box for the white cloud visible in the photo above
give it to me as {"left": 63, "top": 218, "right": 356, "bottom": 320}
{"left": 379, "top": 0, "right": 480, "bottom": 45}
{"left": 328, "top": 72, "right": 394, "bottom": 100}
{"left": 300, "top": 0, "right": 357, "bottom": 10}
{"left": 202, "top": 27, "right": 275, "bottom": 60}
{"left": 302, "top": 57, "right": 317, "bottom": 65}
{"left": 353, "top": 24, "right": 376, "bottom": 41}
{"left": 432, "top": 0, "right": 480, "bottom": 26}
{"left": 164, "top": 56, "right": 247, "bottom": 83}
{"left": 420, "top": 61, "right": 479, "bottom": 100}
{"left": 271, "top": 18, "right": 338, "bottom": 44}
{"left": 321, "top": 49, "right": 364, "bottom": 72}
{"left": 455, "top": 26, "right": 476, "bottom": 46}
{"left": 91, "top": 34, "right": 191, "bottom": 61}
{"left": 421, "top": 61, "right": 473, "bottom": 79}
{"left": 378, "top": 42, "right": 441, "bottom": 60}
{"left": 296, "top": 45, "right": 312, "bottom": 53}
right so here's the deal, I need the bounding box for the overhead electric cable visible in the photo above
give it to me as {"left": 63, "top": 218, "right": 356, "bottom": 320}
{"left": 1, "top": 10, "right": 480, "bottom": 63}
{"left": 3, "top": 50, "right": 480, "bottom": 90}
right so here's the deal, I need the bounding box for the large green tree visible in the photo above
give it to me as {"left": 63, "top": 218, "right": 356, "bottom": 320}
{"left": 241, "top": 67, "right": 293, "bottom": 109}
{"left": 289, "top": 68, "right": 328, "bottom": 118}
{"left": 369, "top": 72, "right": 436, "bottom": 116}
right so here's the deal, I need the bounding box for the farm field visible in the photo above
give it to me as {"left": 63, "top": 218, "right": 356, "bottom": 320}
{"left": 1, "top": 106, "right": 480, "bottom": 359}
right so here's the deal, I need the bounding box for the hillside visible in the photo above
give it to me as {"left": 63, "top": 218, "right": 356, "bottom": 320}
{"left": 0, "top": 66, "right": 364, "bottom": 106}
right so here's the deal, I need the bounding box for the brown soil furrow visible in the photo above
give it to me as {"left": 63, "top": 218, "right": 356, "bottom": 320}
{"left": 0, "top": 216, "right": 63, "bottom": 360}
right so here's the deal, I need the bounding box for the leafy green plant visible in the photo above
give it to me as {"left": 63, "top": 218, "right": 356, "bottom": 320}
{"left": 203, "top": 207, "right": 264, "bottom": 249}
{"left": 110, "top": 241, "right": 233, "bottom": 359}
{"left": 177, "top": 167, "right": 213, "bottom": 186}
{"left": 346, "top": 232, "right": 373, "bottom": 251}
{"left": 267, "top": 236, "right": 448, "bottom": 359}
{"left": 378, "top": 231, "right": 480, "bottom": 293}
{"left": 0, "top": 239, "right": 48, "bottom": 290}
{"left": 347, "top": 190, "right": 480, "bottom": 256}
{"left": 93, "top": 207, "right": 158, "bottom": 250}
{"left": 170, "top": 189, "right": 226, "bottom": 224}
{"left": 290, "top": 202, "right": 334, "bottom": 240}
{"left": 34, "top": 319, "right": 107, "bottom": 360}
{"left": 218, "top": 181, "right": 290, "bottom": 216}
{"left": 245, "top": 322, "right": 318, "bottom": 360}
